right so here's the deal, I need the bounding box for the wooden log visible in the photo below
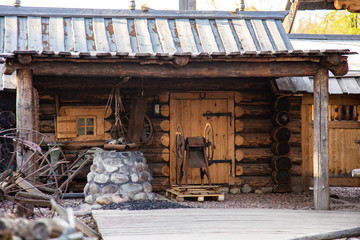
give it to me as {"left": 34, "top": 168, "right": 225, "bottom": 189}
{"left": 287, "top": 119, "right": 301, "bottom": 134}
{"left": 152, "top": 119, "right": 170, "bottom": 132}
{"left": 236, "top": 147, "right": 273, "bottom": 163}
{"left": 271, "top": 170, "right": 290, "bottom": 184}
{"left": 231, "top": 91, "right": 273, "bottom": 106}
{"left": 235, "top": 119, "right": 273, "bottom": 133}
{"left": 237, "top": 163, "right": 272, "bottom": 176}
{"left": 235, "top": 120, "right": 244, "bottom": 132}
{"left": 235, "top": 149, "right": 244, "bottom": 162}
{"left": 289, "top": 133, "right": 301, "bottom": 147}
{"left": 287, "top": 147, "right": 302, "bottom": 164}
{"left": 241, "top": 176, "right": 272, "bottom": 188}
{"left": 236, "top": 165, "right": 243, "bottom": 175}
{"left": 236, "top": 133, "right": 271, "bottom": 147}
{"left": 271, "top": 156, "right": 292, "bottom": 171}
{"left": 39, "top": 104, "right": 56, "bottom": 119}
{"left": 271, "top": 141, "right": 290, "bottom": 155}
{"left": 39, "top": 119, "right": 54, "bottom": 132}
{"left": 235, "top": 135, "right": 244, "bottom": 146}
{"left": 234, "top": 105, "right": 272, "bottom": 118}
{"left": 103, "top": 143, "right": 138, "bottom": 150}
{"left": 271, "top": 126, "right": 291, "bottom": 142}
{"left": 273, "top": 184, "right": 291, "bottom": 193}
{"left": 7, "top": 61, "right": 323, "bottom": 78}
{"left": 272, "top": 97, "right": 291, "bottom": 112}
{"left": 151, "top": 177, "right": 170, "bottom": 192}
{"left": 289, "top": 164, "right": 302, "bottom": 176}
{"left": 142, "top": 148, "right": 170, "bottom": 162}
{"left": 234, "top": 92, "right": 242, "bottom": 104}
{"left": 271, "top": 111, "right": 291, "bottom": 126}
{"left": 149, "top": 163, "right": 170, "bottom": 177}
{"left": 160, "top": 105, "right": 169, "bottom": 117}
{"left": 159, "top": 91, "right": 169, "bottom": 103}
{"left": 313, "top": 67, "right": 330, "bottom": 210}
{"left": 0, "top": 111, "right": 15, "bottom": 128}
{"left": 104, "top": 120, "right": 112, "bottom": 132}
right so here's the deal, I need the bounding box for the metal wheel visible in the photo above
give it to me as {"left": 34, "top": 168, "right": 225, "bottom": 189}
{"left": 120, "top": 113, "right": 154, "bottom": 144}
{"left": 0, "top": 128, "right": 67, "bottom": 217}
{"left": 204, "top": 123, "right": 214, "bottom": 163}
{"left": 175, "top": 124, "right": 185, "bottom": 184}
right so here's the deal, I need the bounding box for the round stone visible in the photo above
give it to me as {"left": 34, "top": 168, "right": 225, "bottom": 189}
{"left": 120, "top": 183, "right": 143, "bottom": 195}
{"left": 123, "top": 158, "right": 134, "bottom": 166}
{"left": 112, "top": 194, "right": 130, "bottom": 204}
{"left": 130, "top": 173, "right": 139, "bottom": 183}
{"left": 95, "top": 165, "right": 105, "bottom": 174}
{"left": 143, "top": 182, "right": 152, "bottom": 193}
{"left": 84, "top": 195, "right": 93, "bottom": 204}
{"left": 133, "top": 164, "right": 143, "bottom": 173}
{"left": 119, "top": 165, "right": 131, "bottom": 175}
{"left": 102, "top": 184, "right": 118, "bottom": 194}
{"left": 104, "top": 165, "right": 118, "bottom": 173}
{"left": 133, "top": 192, "right": 147, "bottom": 201}
{"left": 90, "top": 164, "right": 97, "bottom": 171}
{"left": 110, "top": 173, "right": 129, "bottom": 184}
{"left": 89, "top": 184, "right": 100, "bottom": 195}
{"left": 87, "top": 171, "right": 95, "bottom": 182}
{"left": 135, "top": 157, "right": 145, "bottom": 164}
{"left": 99, "top": 151, "right": 109, "bottom": 159}
{"left": 96, "top": 195, "right": 111, "bottom": 205}
{"left": 94, "top": 174, "right": 109, "bottom": 184}
{"left": 139, "top": 171, "right": 149, "bottom": 182}
{"left": 147, "top": 192, "right": 156, "bottom": 201}
{"left": 84, "top": 183, "right": 90, "bottom": 195}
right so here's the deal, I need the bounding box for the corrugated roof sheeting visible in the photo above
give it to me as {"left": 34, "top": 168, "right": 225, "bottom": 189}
{"left": 0, "top": 14, "right": 293, "bottom": 55}
{"left": 274, "top": 77, "right": 360, "bottom": 95}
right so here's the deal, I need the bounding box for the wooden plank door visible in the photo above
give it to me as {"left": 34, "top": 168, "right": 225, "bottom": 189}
{"left": 170, "top": 92, "right": 235, "bottom": 185}
{"left": 302, "top": 96, "right": 360, "bottom": 188}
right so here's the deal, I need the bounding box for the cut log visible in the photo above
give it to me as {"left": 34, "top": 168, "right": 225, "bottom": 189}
{"left": 149, "top": 163, "right": 170, "bottom": 177}
{"left": 234, "top": 105, "right": 272, "bottom": 118}
{"left": 237, "top": 147, "right": 273, "bottom": 163}
{"left": 271, "top": 141, "right": 290, "bottom": 155}
{"left": 236, "top": 165, "right": 243, "bottom": 175}
{"left": 273, "top": 184, "right": 292, "bottom": 193}
{"left": 39, "top": 120, "right": 55, "bottom": 132}
{"left": 152, "top": 177, "right": 170, "bottom": 191}
{"left": 271, "top": 156, "right": 292, "bottom": 171}
{"left": 152, "top": 119, "right": 170, "bottom": 132}
{"left": 235, "top": 149, "right": 244, "bottom": 162}
{"left": 271, "top": 126, "right": 292, "bottom": 142}
{"left": 160, "top": 105, "right": 169, "bottom": 117}
{"left": 103, "top": 143, "right": 138, "bottom": 150}
{"left": 235, "top": 120, "right": 244, "bottom": 132}
{"left": 236, "top": 119, "right": 273, "bottom": 133}
{"left": 272, "top": 97, "right": 291, "bottom": 112}
{"left": 235, "top": 135, "right": 244, "bottom": 146}
{"left": 0, "top": 111, "right": 15, "bottom": 128}
{"left": 241, "top": 176, "right": 272, "bottom": 188}
{"left": 272, "top": 111, "right": 291, "bottom": 126}
{"left": 271, "top": 170, "right": 290, "bottom": 184}
{"left": 159, "top": 91, "right": 170, "bottom": 103}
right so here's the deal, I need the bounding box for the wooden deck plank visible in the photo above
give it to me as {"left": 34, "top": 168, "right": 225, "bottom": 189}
{"left": 93, "top": 208, "right": 360, "bottom": 240}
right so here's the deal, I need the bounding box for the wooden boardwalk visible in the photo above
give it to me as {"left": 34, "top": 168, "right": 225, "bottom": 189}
{"left": 92, "top": 208, "right": 360, "bottom": 240}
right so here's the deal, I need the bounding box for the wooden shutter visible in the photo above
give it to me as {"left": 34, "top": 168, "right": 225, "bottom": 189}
{"left": 56, "top": 116, "right": 77, "bottom": 139}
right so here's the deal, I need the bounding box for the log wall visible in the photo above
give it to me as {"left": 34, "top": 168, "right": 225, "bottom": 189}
{"left": 33, "top": 76, "right": 303, "bottom": 192}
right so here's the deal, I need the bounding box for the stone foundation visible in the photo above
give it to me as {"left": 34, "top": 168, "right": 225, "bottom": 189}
{"left": 84, "top": 151, "right": 155, "bottom": 205}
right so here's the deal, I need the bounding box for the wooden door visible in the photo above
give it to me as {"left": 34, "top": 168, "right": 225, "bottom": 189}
{"left": 302, "top": 96, "right": 360, "bottom": 188}
{"left": 170, "top": 92, "right": 235, "bottom": 185}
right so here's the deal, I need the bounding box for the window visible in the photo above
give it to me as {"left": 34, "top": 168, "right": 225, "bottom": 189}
{"left": 56, "top": 106, "right": 110, "bottom": 141}
{"left": 77, "top": 117, "right": 95, "bottom": 136}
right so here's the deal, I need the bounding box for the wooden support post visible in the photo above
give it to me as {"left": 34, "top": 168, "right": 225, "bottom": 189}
{"left": 16, "top": 69, "right": 34, "bottom": 136}
{"left": 313, "top": 68, "right": 330, "bottom": 210}
{"left": 179, "top": 0, "right": 196, "bottom": 10}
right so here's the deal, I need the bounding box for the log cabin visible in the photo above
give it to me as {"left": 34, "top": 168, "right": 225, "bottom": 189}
{"left": 0, "top": 5, "right": 353, "bottom": 209}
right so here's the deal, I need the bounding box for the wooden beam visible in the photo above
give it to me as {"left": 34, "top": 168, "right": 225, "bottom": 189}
{"left": 16, "top": 69, "right": 34, "bottom": 133}
{"left": 335, "top": 0, "right": 360, "bottom": 12}
{"left": 313, "top": 68, "right": 329, "bottom": 210}
{"left": 283, "top": 0, "right": 300, "bottom": 33}
{"left": 5, "top": 61, "right": 322, "bottom": 78}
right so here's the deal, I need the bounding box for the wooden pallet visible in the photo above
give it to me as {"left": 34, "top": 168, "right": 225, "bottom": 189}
{"left": 166, "top": 185, "right": 225, "bottom": 202}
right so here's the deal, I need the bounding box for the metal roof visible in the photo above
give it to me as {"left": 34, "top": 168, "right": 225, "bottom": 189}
{"left": 0, "top": 5, "right": 293, "bottom": 56}
{"left": 273, "top": 76, "right": 360, "bottom": 95}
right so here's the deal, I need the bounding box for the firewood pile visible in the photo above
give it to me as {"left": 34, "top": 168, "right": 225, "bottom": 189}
{"left": 0, "top": 199, "right": 98, "bottom": 240}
